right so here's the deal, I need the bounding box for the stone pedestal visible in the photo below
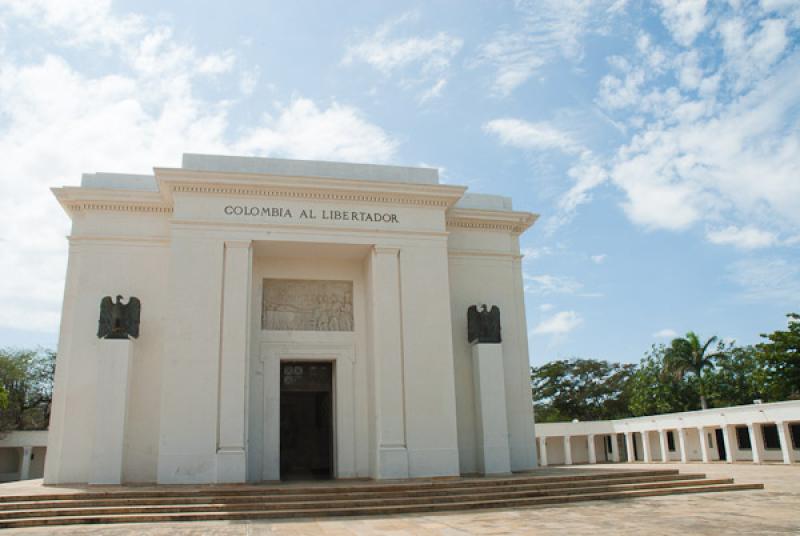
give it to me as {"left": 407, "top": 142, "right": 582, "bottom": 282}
{"left": 90, "top": 339, "right": 133, "bottom": 485}
{"left": 471, "top": 343, "right": 511, "bottom": 475}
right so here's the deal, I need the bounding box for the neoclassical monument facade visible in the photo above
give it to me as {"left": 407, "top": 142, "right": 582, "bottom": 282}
{"left": 45, "top": 154, "right": 537, "bottom": 485}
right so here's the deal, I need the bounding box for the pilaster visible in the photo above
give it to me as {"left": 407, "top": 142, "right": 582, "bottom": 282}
{"left": 216, "top": 240, "right": 252, "bottom": 483}
{"left": 369, "top": 246, "right": 408, "bottom": 479}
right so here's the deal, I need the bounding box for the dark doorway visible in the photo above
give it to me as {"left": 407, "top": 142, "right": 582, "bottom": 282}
{"left": 715, "top": 429, "right": 726, "bottom": 461}
{"left": 280, "top": 361, "right": 333, "bottom": 480}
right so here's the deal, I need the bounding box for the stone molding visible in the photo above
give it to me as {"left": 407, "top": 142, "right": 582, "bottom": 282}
{"left": 156, "top": 168, "right": 467, "bottom": 209}
{"left": 446, "top": 208, "right": 538, "bottom": 234}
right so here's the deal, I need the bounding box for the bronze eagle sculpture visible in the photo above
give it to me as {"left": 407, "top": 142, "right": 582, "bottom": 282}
{"left": 467, "top": 304, "right": 501, "bottom": 344}
{"left": 97, "top": 295, "right": 141, "bottom": 339}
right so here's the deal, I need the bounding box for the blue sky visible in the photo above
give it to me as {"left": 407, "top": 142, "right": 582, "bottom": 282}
{"left": 1, "top": 0, "right": 798, "bottom": 366}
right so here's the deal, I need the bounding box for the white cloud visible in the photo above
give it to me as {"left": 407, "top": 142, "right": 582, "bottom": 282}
{"left": 727, "top": 257, "right": 800, "bottom": 303}
{"left": 657, "top": 0, "right": 708, "bottom": 46}
{"left": 521, "top": 246, "right": 552, "bottom": 261}
{"left": 590, "top": 254, "right": 608, "bottom": 264}
{"left": 484, "top": 118, "right": 581, "bottom": 154}
{"left": 562, "top": 4, "right": 800, "bottom": 244}
{"left": 532, "top": 310, "right": 583, "bottom": 335}
{"left": 653, "top": 328, "right": 678, "bottom": 338}
{"left": 418, "top": 78, "right": 447, "bottom": 103}
{"left": 719, "top": 16, "right": 789, "bottom": 90}
{"left": 475, "top": 0, "right": 625, "bottom": 96}
{"left": 608, "top": 54, "right": 800, "bottom": 234}
{"left": 706, "top": 225, "right": 778, "bottom": 249}
{"left": 0, "top": 0, "right": 145, "bottom": 47}
{"left": 342, "top": 11, "right": 461, "bottom": 101}
{"left": 234, "top": 98, "right": 397, "bottom": 163}
{"left": 0, "top": 4, "right": 398, "bottom": 334}
{"left": 523, "top": 274, "right": 583, "bottom": 295}
{"left": 539, "top": 303, "right": 555, "bottom": 312}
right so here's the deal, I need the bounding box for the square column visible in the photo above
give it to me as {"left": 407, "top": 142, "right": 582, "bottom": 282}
{"left": 677, "top": 428, "right": 688, "bottom": 463}
{"left": 19, "top": 447, "right": 33, "bottom": 480}
{"left": 587, "top": 435, "right": 597, "bottom": 464}
{"left": 610, "top": 434, "right": 620, "bottom": 462}
{"left": 641, "top": 431, "right": 652, "bottom": 463}
{"left": 563, "top": 436, "right": 573, "bottom": 465}
{"left": 216, "top": 241, "right": 252, "bottom": 483}
{"left": 747, "top": 423, "right": 764, "bottom": 464}
{"left": 539, "top": 438, "right": 548, "bottom": 467}
{"left": 659, "top": 430, "right": 670, "bottom": 463}
{"left": 625, "top": 432, "right": 635, "bottom": 462}
{"left": 777, "top": 422, "right": 796, "bottom": 464}
{"left": 721, "top": 425, "right": 734, "bottom": 463}
{"left": 471, "top": 343, "right": 511, "bottom": 475}
{"left": 369, "top": 247, "right": 408, "bottom": 479}
{"left": 90, "top": 339, "right": 133, "bottom": 484}
{"left": 698, "top": 427, "right": 710, "bottom": 463}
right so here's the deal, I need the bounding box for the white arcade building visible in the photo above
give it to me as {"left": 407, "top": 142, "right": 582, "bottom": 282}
{"left": 44, "top": 154, "right": 538, "bottom": 485}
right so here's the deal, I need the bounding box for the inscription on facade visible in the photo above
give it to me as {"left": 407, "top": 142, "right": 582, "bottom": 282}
{"left": 224, "top": 205, "right": 399, "bottom": 223}
{"left": 262, "top": 279, "right": 353, "bottom": 332}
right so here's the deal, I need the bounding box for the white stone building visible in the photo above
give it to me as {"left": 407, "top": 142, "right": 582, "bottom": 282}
{"left": 535, "top": 401, "right": 800, "bottom": 466}
{"left": 45, "top": 154, "right": 538, "bottom": 485}
{"left": 0, "top": 431, "right": 47, "bottom": 482}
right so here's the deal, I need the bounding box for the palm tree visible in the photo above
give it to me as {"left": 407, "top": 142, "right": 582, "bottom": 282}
{"left": 664, "top": 332, "right": 719, "bottom": 410}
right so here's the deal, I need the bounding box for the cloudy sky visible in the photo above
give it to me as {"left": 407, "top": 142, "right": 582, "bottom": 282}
{"left": 1, "top": 0, "right": 798, "bottom": 365}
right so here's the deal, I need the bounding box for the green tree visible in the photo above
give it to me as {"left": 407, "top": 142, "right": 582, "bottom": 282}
{"left": 531, "top": 358, "right": 636, "bottom": 422}
{"left": 0, "top": 348, "right": 55, "bottom": 432}
{"left": 757, "top": 313, "right": 800, "bottom": 401}
{"left": 664, "top": 332, "right": 720, "bottom": 410}
{"left": 706, "top": 344, "right": 764, "bottom": 407}
{"left": 628, "top": 344, "right": 700, "bottom": 416}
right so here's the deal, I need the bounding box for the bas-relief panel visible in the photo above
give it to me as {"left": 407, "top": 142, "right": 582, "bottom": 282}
{"left": 262, "top": 279, "right": 353, "bottom": 332}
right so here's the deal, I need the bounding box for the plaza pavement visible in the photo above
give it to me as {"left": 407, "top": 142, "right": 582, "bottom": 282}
{"left": 1, "top": 462, "right": 797, "bottom": 535}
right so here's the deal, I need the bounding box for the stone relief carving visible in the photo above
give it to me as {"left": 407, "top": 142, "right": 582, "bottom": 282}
{"left": 262, "top": 279, "right": 353, "bottom": 332}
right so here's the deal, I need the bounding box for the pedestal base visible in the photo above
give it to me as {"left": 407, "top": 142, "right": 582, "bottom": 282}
{"left": 90, "top": 339, "right": 133, "bottom": 485}
{"left": 471, "top": 343, "right": 511, "bottom": 475}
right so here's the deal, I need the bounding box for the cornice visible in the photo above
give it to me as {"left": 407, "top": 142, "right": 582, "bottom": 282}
{"left": 52, "top": 187, "right": 172, "bottom": 215}
{"left": 445, "top": 207, "right": 538, "bottom": 234}
{"left": 154, "top": 168, "right": 467, "bottom": 209}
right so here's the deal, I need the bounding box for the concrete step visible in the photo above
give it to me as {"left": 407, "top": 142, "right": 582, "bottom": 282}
{"left": 0, "top": 473, "right": 709, "bottom": 510}
{"left": 0, "top": 478, "right": 738, "bottom": 520}
{"left": 0, "top": 469, "right": 683, "bottom": 504}
{"left": 0, "top": 481, "right": 764, "bottom": 529}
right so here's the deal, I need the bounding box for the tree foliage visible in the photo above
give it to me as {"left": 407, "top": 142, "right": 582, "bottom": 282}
{"left": 0, "top": 348, "right": 55, "bottom": 432}
{"left": 663, "top": 332, "right": 719, "bottom": 410}
{"left": 531, "top": 358, "right": 635, "bottom": 422}
{"left": 756, "top": 313, "right": 800, "bottom": 401}
{"left": 627, "top": 345, "right": 700, "bottom": 416}
{"left": 531, "top": 313, "right": 800, "bottom": 421}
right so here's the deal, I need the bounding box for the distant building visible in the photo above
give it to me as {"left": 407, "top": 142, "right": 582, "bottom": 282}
{"left": 536, "top": 400, "right": 800, "bottom": 466}
{"left": 0, "top": 431, "right": 47, "bottom": 482}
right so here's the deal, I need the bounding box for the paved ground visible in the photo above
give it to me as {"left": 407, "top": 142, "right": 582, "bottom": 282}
{"left": 2, "top": 463, "right": 798, "bottom": 535}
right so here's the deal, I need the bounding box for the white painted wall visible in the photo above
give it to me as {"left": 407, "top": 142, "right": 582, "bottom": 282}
{"left": 536, "top": 401, "right": 800, "bottom": 465}
{"left": 46, "top": 156, "right": 537, "bottom": 484}
{"left": 448, "top": 229, "right": 536, "bottom": 475}
{"left": 45, "top": 210, "right": 169, "bottom": 485}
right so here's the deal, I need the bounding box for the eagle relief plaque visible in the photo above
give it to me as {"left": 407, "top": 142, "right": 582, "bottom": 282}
{"left": 262, "top": 279, "right": 353, "bottom": 332}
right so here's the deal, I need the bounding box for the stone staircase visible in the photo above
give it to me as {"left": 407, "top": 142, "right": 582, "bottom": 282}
{"left": 0, "top": 469, "right": 762, "bottom": 529}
